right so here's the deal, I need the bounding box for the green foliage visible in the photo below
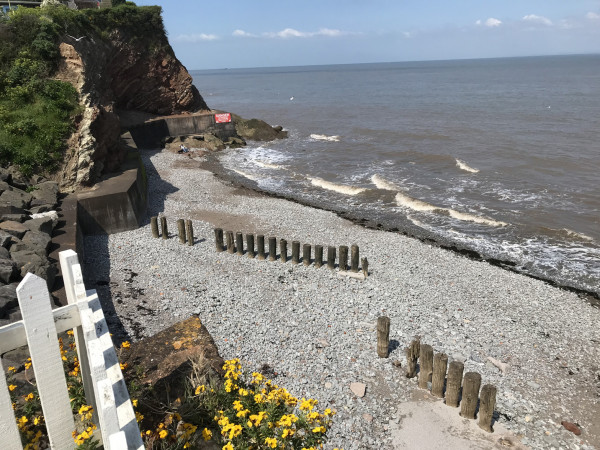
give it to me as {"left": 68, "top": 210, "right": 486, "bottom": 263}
{"left": 0, "top": 2, "right": 168, "bottom": 174}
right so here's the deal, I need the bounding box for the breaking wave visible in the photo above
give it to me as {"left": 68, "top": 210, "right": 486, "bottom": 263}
{"left": 310, "top": 134, "right": 340, "bottom": 142}
{"left": 395, "top": 192, "right": 507, "bottom": 227}
{"left": 456, "top": 159, "right": 479, "bottom": 173}
{"left": 232, "top": 169, "right": 260, "bottom": 182}
{"left": 254, "top": 160, "right": 286, "bottom": 170}
{"left": 308, "top": 177, "right": 366, "bottom": 196}
{"left": 371, "top": 174, "right": 401, "bottom": 191}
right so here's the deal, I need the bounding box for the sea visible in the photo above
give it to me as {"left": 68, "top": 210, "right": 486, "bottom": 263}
{"left": 190, "top": 54, "right": 600, "bottom": 297}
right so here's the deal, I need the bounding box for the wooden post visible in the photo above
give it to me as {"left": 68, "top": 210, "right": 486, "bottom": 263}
{"left": 478, "top": 384, "right": 497, "bottom": 433}
{"left": 150, "top": 216, "right": 159, "bottom": 238}
{"left": 185, "top": 220, "right": 193, "bottom": 246}
{"left": 246, "top": 234, "right": 255, "bottom": 258}
{"left": 432, "top": 353, "right": 448, "bottom": 398}
{"left": 236, "top": 232, "right": 244, "bottom": 255}
{"left": 460, "top": 372, "right": 482, "bottom": 419}
{"left": 303, "top": 243, "right": 311, "bottom": 266}
{"left": 405, "top": 339, "right": 420, "bottom": 378}
{"left": 257, "top": 235, "right": 266, "bottom": 260}
{"left": 215, "top": 228, "right": 224, "bottom": 252}
{"left": 226, "top": 231, "right": 235, "bottom": 254}
{"left": 377, "top": 316, "right": 390, "bottom": 358}
{"left": 177, "top": 219, "right": 186, "bottom": 244}
{"left": 339, "top": 245, "right": 348, "bottom": 271}
{"left": 362, "top": 257, "right": 369, "bottom": 277}
{"left": 280, "top": 239, "right": 287, "bottom": 262}
{"left": 418, "top": 344, "right": 434, "bottom": 389}
{"left": 446, "top": 360, "right": 464, "bottom": 407}
{"left": 327, "top": 246, "right": 336, "bottom": 269}
{"left": 268, "top": 237, "right": 277, "bottom": 261}
{"left": 314, "top": 245, "right": 323, "bottom": 268}
{"left": 350, "top": 244, "right": 359, "bottom": 272}
{"left": 160, "top": 216, "right": 168, "bottom": 239}
{"left": 291, "top": 241, "right": 300, "bottom": 264}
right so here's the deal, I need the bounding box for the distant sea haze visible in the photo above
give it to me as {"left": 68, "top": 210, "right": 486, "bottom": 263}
{"left": 191, "top": 55, "right": 600, "bottom": 296}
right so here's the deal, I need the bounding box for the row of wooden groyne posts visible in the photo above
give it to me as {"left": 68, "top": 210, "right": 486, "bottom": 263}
{"left": 149, "top": 216, "right": 369, "bottom": 275}
{"left": 377, "top": 317, "right": 498, "bottom": 433}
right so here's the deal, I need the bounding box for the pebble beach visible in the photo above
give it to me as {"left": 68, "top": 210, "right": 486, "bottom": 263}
{"left": 83, "top": 148, "right": 600, "bottom": 449}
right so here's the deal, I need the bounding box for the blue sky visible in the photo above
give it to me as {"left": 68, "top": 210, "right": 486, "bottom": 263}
{"left": 135, "top": 0, "right": 600, "bottom": 70}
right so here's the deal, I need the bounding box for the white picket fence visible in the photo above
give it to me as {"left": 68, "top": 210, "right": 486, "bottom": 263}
{"left": 0, "top": 249, "right": 144, "bottom": 450}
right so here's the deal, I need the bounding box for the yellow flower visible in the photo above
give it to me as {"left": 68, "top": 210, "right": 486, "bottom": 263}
{"left": 8, "top": 384, "right": 16, "bottom": 391}
{"left": 254, "top": 393, "right": 264, "bottom": 403}
{"left": 324, "top": 408, "right": 335, "bottom": 416}
{"left": 67, "top": 330, "right": 74, "bottom": 336}
{"left": 24, "top": 362, "right": 32, "bottom": 370}
{"left": 121, "top": 341, "right": 131, "bottom": 349}
{"left": 312, "top": 426, "right": 326, "bottom": 433}
{"left": 120, "top": 363, "right": 128, "bottom": 370}
{"left": 18, "top": 416, "right": 28, "bottom": 426}
{"left": 282, "top": 428, "right": 295, "bottom": 438}
{"left": 300, "top": 398, "right": 317, "bottom": 411}
{"left": 159, "top": 429, "right": 168, "bottom": 439}
{"left": 249, "top": 411, "right": 267, "bottom": 427}
{"left": 264, "top": 437, "right": 278, "bottom": 448}
{"left": 202, "top": 428, "right": 212, "bottom": 441}
{"left": 195, "top": 385, "right": 206, "bottom": 395}
{"left": 223, "top": 443, "right": 234, "bottom": 450}
{"left": 132, "top": 399, "right": 138, "bottom": 407}
{"left": 33, "top": 416, "right": 43, "bottom": 426}
{"left": 8, "top": 366, "right": 16, "bottom": 373}
{"left": 24, "top": 392, "right": 35, "bottom": 402}
{"left": 238, "top": 388, "right": 249, "bottom": 396}
{"left": 236, "top": 409, "right": 250, "bottom": 418}
{"left": 135, "top": 411, "right": 144, "bottom": 423}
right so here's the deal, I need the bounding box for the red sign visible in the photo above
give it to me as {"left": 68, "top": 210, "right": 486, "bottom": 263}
{"left": 215, "top": 113, "right": 232, "bottom": 123}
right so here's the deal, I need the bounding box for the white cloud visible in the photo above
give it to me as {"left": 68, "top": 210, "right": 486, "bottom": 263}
{"left": 262, "top": 28, "right": 346, "bottom": 39}
{"left": 586, "top": 12, "right": 600, "bottom": 20}
{"left": 402, "top": 31, "right": 413, "bottom": 38}
{"left": 522, "top": 14, "right": 553, "bottom": 26}
{"left": 476, "top": 18, "right": 502, "bottom": 28}
{"left": 233, "top": 29, "right": 256, "bottom": 37}
{"left": 174, "top": 33, "right": 218, "bottom": 43}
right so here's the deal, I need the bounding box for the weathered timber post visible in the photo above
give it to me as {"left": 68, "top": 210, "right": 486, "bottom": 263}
{"left": 160, "top": 216, "right": 168, "bottom": 239}
{"left": 314, "top": 245, "right": 323, "bottom": 268}
{"left": 150, "top": 216, "right": 159, "bottom": 238}
{"left": 339, "top": 245, "right": 349, "bottom": 271}
{"left": 246, "top": 234, "right": 255, "bottom": 258}
{"left": 350, "top": 244, "right": 359, "bottom": 272}
{"left": 460, "top": 372, "right": 481, "bottom": 419}
{"left": 377, "top": 316, "right": 390, "bottom": 358}
{"left": 478, "top": 384, "right": 497, "bottom": 433}
{"left": 405, "top": 339, "right": 420, "bottom": 378}
{"left": 291, "top": 241, "right": 300, "bottom": 264}
{"left": 327, "top": 246, "right": 336, "bottom": 269}
{"left": 445, "top": 360, "right": 464, "bottom": 407}
{"left": 177, "top": 219, "right": 186, "bottom": 244}
{"left": 303, "top": 244, "right": 311, "bottom": 266}
{"left": 185, "top": 220, "right": 193, "bottom": 246}
{"left": 418, "top": 344, "right": 434, "bottom": 389}
{"left": 362, "top": 257, "right": 369, "bottom": 277}
{"left": 432, "top": 353, "right": 448, "bottom": 398}
{"left": 280, "top": 239, "right": 287, "bottom": 262}
{"left": 268, "top": 237, "right": 277, "bottom": 261}
{"left": 257, "top": 235, "right": 266, "bottom": 260}
{"left": 214, "top": 228, "right": 224, "bottom": 252}
{"left": 226, "top": 231, "right": 235, "bottom": 254}
{"left": 236, "top": 232, "right": 244, "bottom": 255}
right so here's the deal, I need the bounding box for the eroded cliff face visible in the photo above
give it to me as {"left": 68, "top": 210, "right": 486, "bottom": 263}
{"left": 53, "top": 28, "right": 208, "bottom": 190}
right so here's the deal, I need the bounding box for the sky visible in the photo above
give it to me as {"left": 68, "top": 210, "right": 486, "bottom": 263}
{"left": 134, "top": 0, "right": 600, "bottom": 70}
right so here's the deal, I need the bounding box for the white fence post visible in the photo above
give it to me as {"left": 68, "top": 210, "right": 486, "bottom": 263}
{"left": 17, "top": 273, "right": 75, "bottom": 450}
{"left": 0, "top": 367, "right": 22, "bottom": 449}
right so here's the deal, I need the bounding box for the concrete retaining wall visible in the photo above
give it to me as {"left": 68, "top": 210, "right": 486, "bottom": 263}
{"left": 128, "top": 112, "right": 236, "bottom": 148}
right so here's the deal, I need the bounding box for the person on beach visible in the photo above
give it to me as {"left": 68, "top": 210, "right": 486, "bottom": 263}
{"left": 178, "top": 144, "right": 189, "bottom": 153}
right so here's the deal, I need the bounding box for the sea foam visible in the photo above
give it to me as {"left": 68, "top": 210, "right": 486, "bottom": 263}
{"left": 395, "top": 192, "right": 507, "bottom": 227}
{"left": 308, "top": 177, "right": 366, "bottom": 195}
{"left": 232, "top": 169, "right": 260, "bottom": 182}
{"left": 456, "top": 159, "right": 480, "bottom": 173}
{"left": 371, "top": 174, "right": 401, "bottom": 191}
{"left": 310, "top": 134, "right": 340, "bottom": 142}
{"left": 254, "top": 160, "right": 285, "bottom": 170}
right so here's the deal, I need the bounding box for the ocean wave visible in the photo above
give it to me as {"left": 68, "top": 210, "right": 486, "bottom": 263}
{"left": 455, "top": 159, "right": 479, "bottom": 173}
{"left": 254, "top": 160, "right": 286, "bottom": 170}
{"left": 308, "top": 177, "right": 366, "bottom": 196}
{"left": 310, "top": 134, "right": 340, "bottom": 142}
{"left": 395, "top": 192, "right": 507, "bottom": 227}
{"left": 232, "top": 169, "right": 260, "bottom": 182}
{"left": 539, "top": 226, "right": 594, "bottom": 242}
{"left": 371, "top": 174, "right": 401, "bottom": 191}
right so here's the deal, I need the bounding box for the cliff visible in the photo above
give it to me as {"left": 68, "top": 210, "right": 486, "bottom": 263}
{"left": 52, "top": 6, "right": 209, "bottom": 190}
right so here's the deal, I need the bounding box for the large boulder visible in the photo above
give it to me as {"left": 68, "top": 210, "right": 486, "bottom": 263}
{"left": 120, "top": 316, "right": 224, "bottom": 408}
{"left": 0, "top": 187, "right": 33, "bottom": 210}
{"left": 0, "top": 259, "right": 16, "bottom": 284}
{"left": 0, "top": 283, "right": 18, "bottom": 319}
{"left": 9, "top": 250, "right": 57, "bottom": 288}
{"left": 233, "top": 114, "right": 288, "bottom": 141}
{"left": 0, "top": 221, "right": 28, "bottom": 239}
{"left": 30, "top": 181, "right": 59, "bottom": 209}
{"left": 11, "top": 231, "right": 52, "bottom": 258}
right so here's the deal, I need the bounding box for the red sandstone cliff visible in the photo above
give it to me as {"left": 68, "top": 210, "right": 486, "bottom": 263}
{"left": 54, "top": 22, "right": 208, "bottom": 190}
